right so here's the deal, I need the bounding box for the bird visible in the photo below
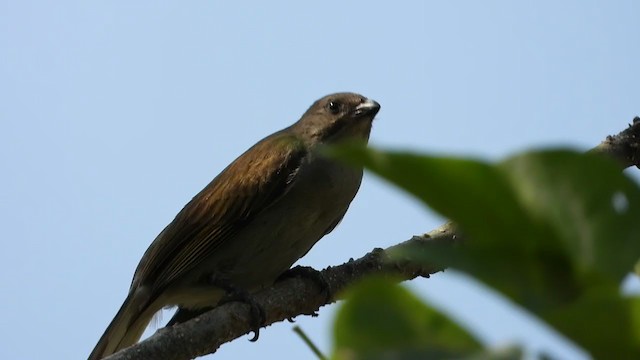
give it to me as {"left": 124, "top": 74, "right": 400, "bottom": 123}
{"left": 88, "top": 92, "right": 380, "bottom": 359}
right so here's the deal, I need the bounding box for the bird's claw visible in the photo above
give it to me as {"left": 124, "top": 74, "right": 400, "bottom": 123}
{"left": 278, "top": 265, "right": 332, "bottom": 303}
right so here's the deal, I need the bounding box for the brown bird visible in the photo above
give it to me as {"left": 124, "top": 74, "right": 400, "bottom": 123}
{"left": 88, "top": 92, "right": 380, "bottom": 359}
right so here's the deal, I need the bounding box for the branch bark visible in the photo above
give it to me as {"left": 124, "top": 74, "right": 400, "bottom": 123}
{"left": 105, "top": 118, "right": 640, "bottom": 360}
{"left": 590, "top": 117, "right": 640, "bottom": 168}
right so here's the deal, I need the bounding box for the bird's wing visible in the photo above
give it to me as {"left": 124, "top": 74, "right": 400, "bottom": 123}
{"left": 131, "top": 132, "right": 307, "bottom": 293}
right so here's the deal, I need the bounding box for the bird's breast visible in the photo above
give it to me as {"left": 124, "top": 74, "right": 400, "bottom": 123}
{"left": 238, "top": 155, "right": 362, "bottom": 278}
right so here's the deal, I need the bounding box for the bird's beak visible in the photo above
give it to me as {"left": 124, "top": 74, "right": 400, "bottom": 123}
{"left": 353, "top": 98, "right": 381, "bottom": 118}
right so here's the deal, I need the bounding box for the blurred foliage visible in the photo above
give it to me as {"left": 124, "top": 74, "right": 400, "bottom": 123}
{"left": 325, "top": 146, "right": 640, "bottom": 360}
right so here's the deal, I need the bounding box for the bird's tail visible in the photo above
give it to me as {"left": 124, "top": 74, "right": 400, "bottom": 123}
{"left": 88, "top": 290, "right": 157, "bottom": 360}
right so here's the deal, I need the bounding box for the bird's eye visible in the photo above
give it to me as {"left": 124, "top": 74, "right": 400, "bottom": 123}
{"left": 328, "top": 101, "right": 341, "bottom": 115}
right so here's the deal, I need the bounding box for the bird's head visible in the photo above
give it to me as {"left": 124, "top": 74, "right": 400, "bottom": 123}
{"left": 293, "top": 92, "right": 380, "bottom": 145}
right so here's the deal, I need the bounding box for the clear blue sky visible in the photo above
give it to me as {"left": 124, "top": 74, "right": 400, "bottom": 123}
{"left": 2, "top": 1, "right": 639, "bottom": 359}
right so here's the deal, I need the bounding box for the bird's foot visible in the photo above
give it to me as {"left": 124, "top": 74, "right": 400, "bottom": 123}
{"left": 277, "top": 265, "right": 332, "bottom": 305}
{"left": 213, "top": 279, "right": 266, "bottom": 342}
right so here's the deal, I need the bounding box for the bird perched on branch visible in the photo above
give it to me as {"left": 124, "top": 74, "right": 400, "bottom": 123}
{"left": 89, "top": 92, "right": 380, "bottom": 359}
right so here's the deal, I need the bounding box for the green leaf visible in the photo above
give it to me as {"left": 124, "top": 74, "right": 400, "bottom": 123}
{"left": 501, "top": 150, "right": 640, "bottom": 284}
{"left": 331, "top": 146, "right": 534, "bottom": 244}
{"left": 332, "top": 278, "right": 481, "bottom": 360}
{"left": 543, "top": 291, "right": 640, "bottom": 358}
{"left": 333, "top": 146, "right": 574, "bottom": 308}
{"left": 457, "top": 346, "right": 524, "bottom": 360}
{"left": 331, "top": 145, "right": 640, "bottom": 357}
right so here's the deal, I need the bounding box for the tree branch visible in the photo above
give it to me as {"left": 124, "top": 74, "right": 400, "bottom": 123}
{"left": 590, "top": 116, "right": 640, "bottom": 168}
{"left": 105, "top": 117, "right": 640, "bottom": 360}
